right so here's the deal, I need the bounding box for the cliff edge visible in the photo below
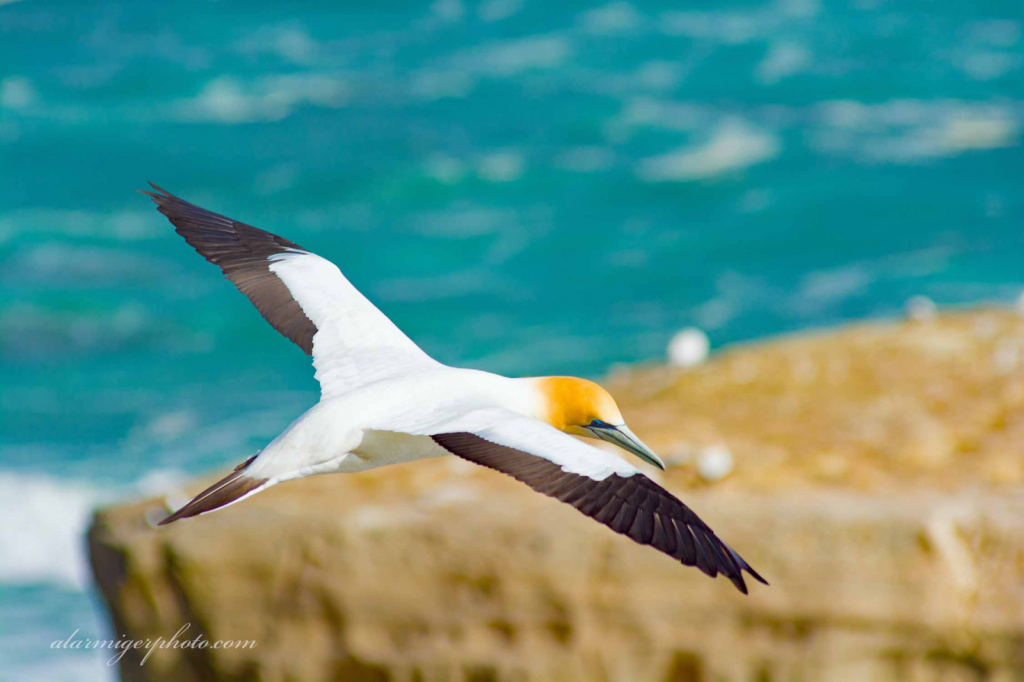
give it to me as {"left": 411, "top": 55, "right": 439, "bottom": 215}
{"left": 89, "top": 310, "right": 1024, "bottom": 681}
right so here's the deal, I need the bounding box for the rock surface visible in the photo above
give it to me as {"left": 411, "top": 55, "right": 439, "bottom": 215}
{"left": 89, "top": 310, "right": 1024, "bottom": 682}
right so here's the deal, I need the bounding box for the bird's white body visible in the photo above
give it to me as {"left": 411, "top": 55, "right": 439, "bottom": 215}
{"left": 248, "top": 368, "right": 540, "bottom": 483}
{"left": 144, "top": 184, "right": 765, "bottom": 593}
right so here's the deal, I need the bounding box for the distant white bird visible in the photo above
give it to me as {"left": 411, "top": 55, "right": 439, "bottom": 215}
{"left": 142, "top": 184, "right": 766, "bottom": 593}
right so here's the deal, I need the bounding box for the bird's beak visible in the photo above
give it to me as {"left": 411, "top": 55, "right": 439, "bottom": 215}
{"left": 587, "top": 424, "right": 666, "bottom": 470}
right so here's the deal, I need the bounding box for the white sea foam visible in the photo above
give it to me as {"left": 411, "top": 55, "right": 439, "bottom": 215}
{"left": 0, "top": 208, "right": 162, "bottom": 241}
{"left": 0, "top": 469, "right": 187, "bottom": 591}
{"left": 792, "top": 265, "right": 872, "bottom": 314}
{"left": 660, "top": 10, "right": 761, "bottom": 44}
{"left": 637, "top": 118, "right": 780, "bottom": 181}
{"left": 778, "top": 0, "right": 819, "bottom": 19}
{"left": 477, "top": 149, "right": 525, "bottom": 182}
{"left": 478, "top": 0, "right": 522, "bottom": 22}
{"left": 453, "top": 35, "right": 572, "bottom": 77}
{"left": 689, "top": 271, "right": 782, "bottom": 330}
{"left": 0, "top": 473, "right": 107, "bottom": 590}
{"left": 6, "top": 243, "right": 169, "bottom": 285}
{"left": 811, "top": 100, "right": 1020, "bottom": 162}
{"left": 660, "top": 0, "right": 816, "bottom": 42}
{"left": 431, "top": 0, "right": 465, "bottom": 22}
{"left": 411, "top": 34, "right": 571, "bottom": 101}
{"left": 423, "top": 154, "right": 467, "bottom": 183}
{"left": 176, "top": 74, "right": 348, "bottom": 124}
{"left": 234, "top": 26, "right": 320, "bottom": 65}
{"left": 581, "top": 61, "right": 686, "bottom": 100}
{"left": 410, "top": 204, "right": 515, "bottom": 237}
{"left": 580, "top": 2, "right": 642, "bottom": 35}
{"left": 0, "top": 302, "right": 161, "bottom": 355}
{"left": 966, "top": 19, "right": 1020, "bottom": 47}
{"left": 1, "top": 76, "right": 36, "bottom": 109}
{"left": 609, "top": 97, "right": 709, "bottom": 135}
{"left": 756, "top": 41, "right": 812, "bottom": 84}
{"left": 956, "top": 51, "right": 1020, "bottom": 80}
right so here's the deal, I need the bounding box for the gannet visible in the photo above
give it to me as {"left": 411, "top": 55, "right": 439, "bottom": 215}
{"left": 142, "top": 183, "right": 767, "bottom": 594}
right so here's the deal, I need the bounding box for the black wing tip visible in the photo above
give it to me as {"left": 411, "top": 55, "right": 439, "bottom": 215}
{"left": 137, "top": 182, "right": 178, "bottom": 210}
{"left": 157, "top": 511, "right": 183, "bottom": 526}
{"left": 746, "top": 564, "right": 770, "bottom": 587}
{"left": 723, "top": 544, "right": 769, "bottom": 592}
{"left": 157, "top": 502, "right": 191, "bottom": 525}
{"left": 731, "top": 575, "right": 749, "bottom": 595}
{"left": 157, "top": 458, "right": 266, "bottom": 526}
{"left": 137, "top": 181, "right": 168, "bottom": 197}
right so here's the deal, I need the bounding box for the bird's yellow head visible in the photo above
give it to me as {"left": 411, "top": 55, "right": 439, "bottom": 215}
{"left": 536, "top": 377, "right": 665, "bottom": 470}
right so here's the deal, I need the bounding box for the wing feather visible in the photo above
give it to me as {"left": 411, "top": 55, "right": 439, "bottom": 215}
{"left": 428, "top": 414, "right": 767, "bottom": 594}
{"left": 143, "top": 183, "right": 438, "bottom": 397}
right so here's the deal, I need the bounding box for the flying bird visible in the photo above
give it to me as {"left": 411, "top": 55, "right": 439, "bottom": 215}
{"left": 142, "top": 183, "right": 767, "bottom": 594}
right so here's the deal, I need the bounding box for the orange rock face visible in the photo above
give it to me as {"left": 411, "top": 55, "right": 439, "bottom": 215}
{"left": 89, "top": 310, "right": 1024, "bottom": 681}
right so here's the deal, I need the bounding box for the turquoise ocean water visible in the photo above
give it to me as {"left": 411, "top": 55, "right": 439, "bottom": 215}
{"left": 1, "top": 0, "right": 1022, "bottom": 678}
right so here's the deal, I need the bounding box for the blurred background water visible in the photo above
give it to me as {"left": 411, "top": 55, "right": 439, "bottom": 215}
{"left": 0, "top": 0, "right": 1021, "bottom": 678}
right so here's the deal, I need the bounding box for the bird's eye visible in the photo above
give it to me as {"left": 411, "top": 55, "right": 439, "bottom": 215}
{"left": 589, "top": 419, "right": 609, "bottom": 428}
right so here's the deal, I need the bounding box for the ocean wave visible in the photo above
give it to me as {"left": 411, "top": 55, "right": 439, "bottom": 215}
{"left": 409, "top": 204, "right": 516, "bottom": 238}
{"left": 0, "top": 468, "right": 187, "bottom": 591}
{"left": 792, "top": 266, "right": 873, "bottom": 315}
{"left": 953, "top": 19, "right": 1021, "bottom": 80}
{"left": 450, "top": 34, "right": 572, "bottom": 77}
{"left": 756, "top": 41, "right": 812, "bottom": 84}
{"left": 478, "top": 0, "right": 522, "bottom": 22}
{"left": 0, "top": 474, "right": 113, "bottom": 590}
{"left": 636, "top": 118, "right": 780, "bottom": 181}
{"left": 810, "top": 100, "right": 1020, "bottom": 162}
{"left": 422, "top": 154, "right": 467, "bottom": 183}
{"left": 0, "top": 208, "right": 163, "bottom": 242}
{"left": 175, "top": 74, "right": 349, "bottom": 124}
{"left": 660, "top": 0, "right": 817, "bottom": 44}
{"left": 580, "top": 2, "right": 643, "bottom": 36}
{"left": 477, "top": 149, "right": 525, "bottom": 182}
{"left": 234, "top": 25, "right": 320, "bottom": 66}
{"left": 607, "top": 97, "right": 709, "bottom": 137}
{"left": 406, "top": 34, "right": 573, "bottom": 101}
{"left": 2, "top": 243, "right": 171, "bottom": 286}
{"left": 431, "top": 0, "right": 464, "bottom": 23}
{"left": 0, "top": 75, "right": 35, "bottom": 109}
{"left": 0, "top": 302, "right": 213, "bottom": 357}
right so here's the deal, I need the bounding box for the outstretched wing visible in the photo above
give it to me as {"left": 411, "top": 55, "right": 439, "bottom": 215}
{"left": 143, "top": 183, "right": 438, "bottom": 398}
{"left": 428, "top": 412, "right": 767, "bottom": 594}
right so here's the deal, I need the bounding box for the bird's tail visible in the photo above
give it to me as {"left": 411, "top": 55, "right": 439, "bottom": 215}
{"left": 159, "top": 455, "right": 271, "bottom": 525}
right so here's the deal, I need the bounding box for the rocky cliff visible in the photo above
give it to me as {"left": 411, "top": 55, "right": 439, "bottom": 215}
{"left": 88, "top": 310, "right": 1024, "bottom": 682}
